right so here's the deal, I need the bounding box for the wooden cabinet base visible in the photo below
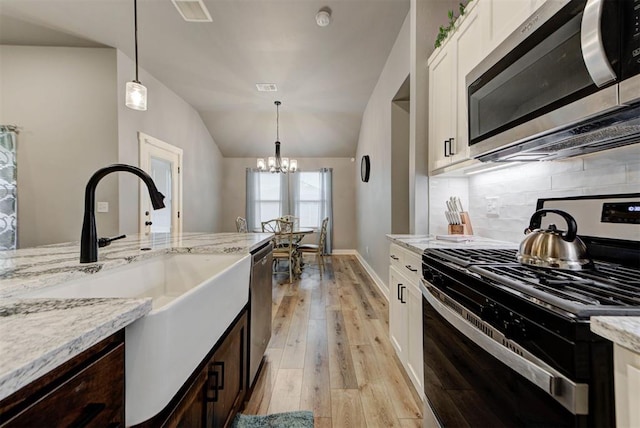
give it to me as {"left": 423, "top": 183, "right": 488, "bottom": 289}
{"left": 0, "top": 332, "right": 125, "bottom": 427}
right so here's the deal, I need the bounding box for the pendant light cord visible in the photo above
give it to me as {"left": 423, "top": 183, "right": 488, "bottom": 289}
{"left": 276, "top": 102, "right": 280, "bottom": 141}
{"left": 134, "top": 0, "right": 139, "bottom": 83}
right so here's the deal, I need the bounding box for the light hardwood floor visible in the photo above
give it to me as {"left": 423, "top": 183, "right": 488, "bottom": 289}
{"left": 244, "top": 255, "right": 423, "bottom": 427}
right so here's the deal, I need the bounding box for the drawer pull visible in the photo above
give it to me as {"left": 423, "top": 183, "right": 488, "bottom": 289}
{"left": 390, "top": 255, "right": 399, "bottom": 260}
{"left": 206, "top": 361, "right": 225, "bottom": 402}
{"left": 405, "top": 265, "right": 418, "bottom": 272}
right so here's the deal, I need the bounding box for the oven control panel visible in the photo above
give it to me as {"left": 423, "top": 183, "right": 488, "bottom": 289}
{"left": 601, "top": 202, "right": 640, "bottom": 224}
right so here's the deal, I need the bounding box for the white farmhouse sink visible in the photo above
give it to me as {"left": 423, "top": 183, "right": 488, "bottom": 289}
{"left": 26, "top": 253, "right": 251, "bottom": 426}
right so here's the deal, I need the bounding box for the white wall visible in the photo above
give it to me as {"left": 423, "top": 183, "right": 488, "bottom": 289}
{"left": 0, "top": 46, "right": 119, "bottom": 247}
{"left": 429, "top": 144, "right": 640, "bottom": 242}
{"left": 221, "top": 157, "right": 356, "bottom": 250}
{"left": 0, "top": 46, "right": 224, "bottom": 249}
{"left": 116, "top": 50, "right": 224, "bottom": 234}
{"left": 356, "top": 12, "right": 411, "bottom": 294}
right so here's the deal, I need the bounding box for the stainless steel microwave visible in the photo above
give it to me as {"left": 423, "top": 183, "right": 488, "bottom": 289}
{"left": 467, "top": 0, "right": 640, "bottom": 162}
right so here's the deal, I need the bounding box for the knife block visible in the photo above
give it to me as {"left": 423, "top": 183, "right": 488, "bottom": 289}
{"left": 448, "top": 212, "right": 474, "bottom": 235}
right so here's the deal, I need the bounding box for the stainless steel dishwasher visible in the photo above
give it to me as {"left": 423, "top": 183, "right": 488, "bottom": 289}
{"left": 248, "top": 242, "right": 273, "bottom": 388}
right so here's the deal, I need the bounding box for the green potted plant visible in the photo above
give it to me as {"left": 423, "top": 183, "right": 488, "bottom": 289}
{"left": 435, "top": 1, "right": 473, "bottom": 49}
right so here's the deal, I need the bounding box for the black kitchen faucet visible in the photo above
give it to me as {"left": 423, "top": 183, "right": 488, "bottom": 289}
{"left": 80, "top": 164, "right": 165, "bottom": 263}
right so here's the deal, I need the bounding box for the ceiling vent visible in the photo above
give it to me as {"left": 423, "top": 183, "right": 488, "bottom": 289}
{"left": 256, "top": 83, "right": 278, "bottom": 92}
{"left": 171, "top": 0, "right": 212, "bottom": 22}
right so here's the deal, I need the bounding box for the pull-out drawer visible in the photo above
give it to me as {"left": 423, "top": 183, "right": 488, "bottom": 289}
{"left": 389, "top": 243, "right": 422, "bottom": 285}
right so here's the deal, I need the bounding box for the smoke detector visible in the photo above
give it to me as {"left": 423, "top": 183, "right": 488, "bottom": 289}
{"left": 315, "top": 7, "right": 332, "bottom": 27}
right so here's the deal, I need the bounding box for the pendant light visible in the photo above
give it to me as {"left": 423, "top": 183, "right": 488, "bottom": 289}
{"left": 125, "top": 0, "right": 147, "bottom": 111}
{"left": 257, "top": 101, "right": 297, "bottom": 173}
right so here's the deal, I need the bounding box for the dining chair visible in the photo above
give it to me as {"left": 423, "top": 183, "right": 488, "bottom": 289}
{"left": 236, "top": 216, "right": 248, "bottom": 233}
{"left": 280, "top": 215, "right": 299, "bottom": 230}
{"left": 271, "top": 220, "right": 297, "bottom": 283}
{"left": 261, "top": 219, "right": 280, "bottom": 234}
{"left": 297, "top": 217, "right": 328, "bottom": 277}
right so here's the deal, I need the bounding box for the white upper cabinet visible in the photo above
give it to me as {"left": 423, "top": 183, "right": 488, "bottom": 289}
{"left": 428, "top": 45, "right": 456, "bottom": 173}
{"left": 427, "top": 0, "right": 544, "bottom": 176}
{"left": 428, "top": 0, "right": 485, "bottom": 174}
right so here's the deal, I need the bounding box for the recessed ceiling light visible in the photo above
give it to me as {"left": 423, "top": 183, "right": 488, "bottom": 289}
{"left": 256, "top": 83, "right": 278, "bottom": 92}
{"left": 316, "top": 7, "right": 332, "bottom": 27}
{"left": 171, "top": 0, "right": 212, "bottom": 22}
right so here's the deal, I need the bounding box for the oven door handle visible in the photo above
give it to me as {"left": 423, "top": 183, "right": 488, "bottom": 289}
{"left": 422, "top": 281, "right": 589, "bottom": 415}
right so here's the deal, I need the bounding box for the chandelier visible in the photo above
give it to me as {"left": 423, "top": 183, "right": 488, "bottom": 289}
{"left": 257, "top": 101, "right": 297, "bottom": 173}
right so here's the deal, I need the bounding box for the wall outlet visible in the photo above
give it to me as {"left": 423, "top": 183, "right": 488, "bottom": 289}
{"left": 486, "top": 197, "right": 499, "bottom": 217}
{"left": 97, "top": 201, "right": 109, "bottom": 213}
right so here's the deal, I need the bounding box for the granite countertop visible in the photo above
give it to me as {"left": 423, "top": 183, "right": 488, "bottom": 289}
{"left": 591, "top": 317, "right": 640, "bottom": 354}
{"left": 387, "top": 234, "right": 518, "bottom": 255}
{"left": 0, "top": 232, "right": 273, "bottom": 402}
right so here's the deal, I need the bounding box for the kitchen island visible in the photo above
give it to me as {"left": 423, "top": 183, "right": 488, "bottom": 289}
{"left": 0, "top": 232, "right": 272, "bottom": 421}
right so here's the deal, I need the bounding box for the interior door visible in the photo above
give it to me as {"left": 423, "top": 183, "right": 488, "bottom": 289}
{"left": 138, "top": 132, "right": 183, "bottom": 235}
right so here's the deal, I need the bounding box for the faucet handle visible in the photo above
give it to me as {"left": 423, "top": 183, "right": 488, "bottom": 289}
{"left": 98, "top": 234, "right": 127, "bottom": 248}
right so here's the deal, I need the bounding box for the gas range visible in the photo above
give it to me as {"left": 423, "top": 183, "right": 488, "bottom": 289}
{"left": 420, "top": 194, "right": 639, "bottom": 427}
{"left": 424, "top": 247, "right": 640, "bottom": 318}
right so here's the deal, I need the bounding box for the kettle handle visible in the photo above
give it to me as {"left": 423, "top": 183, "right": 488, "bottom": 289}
{"left": 527, "top": 209, "right": 578, "bottom": 242}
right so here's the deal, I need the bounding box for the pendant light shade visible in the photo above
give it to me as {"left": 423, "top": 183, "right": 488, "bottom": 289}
{"left": 126, "top": 0, "right": 147, "bottom": 111}
{"left": 126, "top": 81, "right": 147, "bottom": 110}
{"left": 257, "top": 101, "right": 297, "bottom": 173}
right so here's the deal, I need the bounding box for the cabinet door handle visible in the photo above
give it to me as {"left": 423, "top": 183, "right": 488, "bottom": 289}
{"left": 444, "top": 139, "right": 450, "bottom": 157}
{"left": 400, "top": 285, "right": 406, "bottom": 304}
{"left": 206, "top": 361, "right": 225, "bottom": 402}
{"left": 449, "top": 137, "right": 456, "bottom": 155}
{"left": 397, "top": 283, "right": 403, "bottom": 301}
{"left": 390, "top": 255, "right": 399, "bottom": 260}
{"left": 405, "top": 264, "right": 418, "bottom": 272}
{"left": 70, "top": 402, "right": 106, "bottom": 427}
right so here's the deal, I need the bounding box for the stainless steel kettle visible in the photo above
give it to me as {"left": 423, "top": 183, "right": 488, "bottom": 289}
{"left": 517, "top": 209, "right": 593, "bottom": 270}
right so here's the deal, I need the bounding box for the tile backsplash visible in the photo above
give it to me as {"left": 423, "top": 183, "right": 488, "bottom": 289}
{"left": 429, "top": 144, "right": 640, "bottom": 243}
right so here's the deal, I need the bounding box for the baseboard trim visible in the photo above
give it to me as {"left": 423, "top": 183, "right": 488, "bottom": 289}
{"left": 353, "top": 252, "right": 388, "bottom": 302}
{"left": 330, "top": 249, "right": 357, "bottom": 255}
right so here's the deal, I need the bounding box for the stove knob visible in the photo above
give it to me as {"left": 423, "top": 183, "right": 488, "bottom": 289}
{"left": 480, "top": 304, "right": 497, "bottom": 322}
{"left": 423, "top": 268, "right": 434, "bottom": 282}
{"left": 432, "top": 273, "right": 444, "bottom": 287}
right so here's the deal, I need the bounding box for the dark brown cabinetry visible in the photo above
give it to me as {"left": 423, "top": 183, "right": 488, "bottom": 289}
{"left": 0, "top": 331, "right": 125, "bottom": 427}
{"left": 139, "top": 308, "right": 248, "bottom": 428}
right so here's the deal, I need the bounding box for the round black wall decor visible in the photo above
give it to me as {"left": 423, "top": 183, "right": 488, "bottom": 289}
{"left": 360, "top": 155, "right": 370, "bottom": 182}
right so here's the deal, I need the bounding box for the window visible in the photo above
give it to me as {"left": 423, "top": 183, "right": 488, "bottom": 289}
{"left": 246, "top": 168, "right": 332, "bottom": 252}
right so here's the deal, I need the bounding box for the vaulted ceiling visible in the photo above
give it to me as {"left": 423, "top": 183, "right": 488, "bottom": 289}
{"left": 0, "top": 0, "right": 410, "bottom": 157}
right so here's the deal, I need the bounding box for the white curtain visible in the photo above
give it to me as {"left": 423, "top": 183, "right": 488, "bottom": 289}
{"left": 246, "top": 168, "right": 288, "bottom": 231}
{"left": 319, "top": 168, "right": 332, "bottom": 254}
{"left": 245, "top": 168, "right": 260, "bottom": 231}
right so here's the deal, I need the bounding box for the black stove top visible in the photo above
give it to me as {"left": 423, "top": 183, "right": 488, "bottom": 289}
{"left": 423, "top": 248, "right": 640, "bottom": 317}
